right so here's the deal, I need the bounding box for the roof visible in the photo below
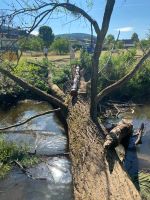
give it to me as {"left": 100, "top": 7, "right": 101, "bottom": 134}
{"left": 0, "top": 26, "right": 19, "bottom": 39}
{"left": 121, "top": 39, "right": 134, "bottom": 45}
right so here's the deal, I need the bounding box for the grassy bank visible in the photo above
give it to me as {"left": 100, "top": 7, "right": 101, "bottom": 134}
{"left": 132, "top": 171, "right": 150, "bottom": 200}
{"left": 80, "top": 49, "right": 150, "bottom": 101}
{"left": 0, "top": 137, "right": 39, "bottom": 178}
{"left": 1, "top": 49, "right": 150, "bottom": 105}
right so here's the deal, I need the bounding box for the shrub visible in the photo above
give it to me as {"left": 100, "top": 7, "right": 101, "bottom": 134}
{"left": 0, "top": 137, "right": 39, "bottom": 178}
{"left": 80, "top": 49, "right": 92, "bottom": 80}
{"left": 14, "top": 59, "right": 49, "bottom": 91}
{"left": 51, "top": 38, "right": 69, "bottom": 54}
{"left": 98, "top": 49, "right": 150, "bottom": 100}
{"left": 19, "top": 36, "right": 44, "bottom": 51}
{"left": 51, "top": 63, "right": 71, "bottom": 88}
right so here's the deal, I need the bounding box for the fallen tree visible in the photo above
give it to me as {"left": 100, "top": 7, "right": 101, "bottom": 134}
{"left": 1, "top": 0, "right": 150, "bottom": 199}
{"left": 67, "top": 100, "right": 140, "bottom": 200}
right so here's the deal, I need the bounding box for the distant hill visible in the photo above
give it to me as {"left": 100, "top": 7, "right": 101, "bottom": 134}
{"left": 56, "top": 33, "right": 96, "bottom": 43}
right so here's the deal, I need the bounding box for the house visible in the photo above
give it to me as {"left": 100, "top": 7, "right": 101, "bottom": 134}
{"left": 121, "top": 39, "right": 135, "bottom": 48}
{"left": 0, "top": 26, "right": 26, "bottom": 51}
{"left": 0, "top": 25, "right": 20, "bottom": 39}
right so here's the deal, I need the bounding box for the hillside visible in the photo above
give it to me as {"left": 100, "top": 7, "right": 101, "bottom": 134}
{"left": 56, "top": 33, "right": 96, "bottom": 43}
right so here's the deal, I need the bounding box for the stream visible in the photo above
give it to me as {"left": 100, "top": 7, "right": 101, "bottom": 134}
{"left": 0, "top": 100, "right": 73, "bottom": 200}
{"left": 107, "top": 103, "right": 150, "bottom": 176}
{"left": 0, "top": 100, "right": 150, "bottom": 200}
{"left": 122, "top": 104, "right": 150, "bottom": 176}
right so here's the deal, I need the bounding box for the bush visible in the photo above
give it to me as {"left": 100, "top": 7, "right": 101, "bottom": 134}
{"left": 50, "top": 63, "right": 71, "bottom": 88}
{"left": 80, "top": 49, "right": 92, "bottom": 80}
{"left": 98, "top": 49, "right": 150, "bottom": 101}
{"left": 0, "top": 137, "right": 39, "bottom": 178}
{"left": 51, "top": 38, "right": 69, "bottom": 54}
{"left": 126, "top": 60, "right": 150, "bottom": 99}
{"left": 19, "top": 36, "right": 44, "bottom": 51}
{"left": 14, "top": 59, "right": 49, "bottom": 91}
{"left": 0, "top": 61, "right": 22, "bottom": 96}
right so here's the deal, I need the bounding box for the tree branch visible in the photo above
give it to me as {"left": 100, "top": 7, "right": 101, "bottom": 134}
{"left": 100, "top": 0, "right": 116, "bottom": 40}
{"left": 0, "top": 108, "right": 60, "bottom": 131}
{"left": 59, "top": 3, "right": 100, "bottom": 34}
{"left": 90, "top": 0, "right": 115, "bottom": 120}
{"left": 7, "top": 2, "right": 100, "bottom": 35}
{"left": 0, "top": 67, "right": 67, "bottom": 112}
{"left": 96, "top": 48, "right": 150, "bottom": 103}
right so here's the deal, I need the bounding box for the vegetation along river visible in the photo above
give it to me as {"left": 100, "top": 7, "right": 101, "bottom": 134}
{"left": 0, "top": 100, "right": 73, "bottom": 200}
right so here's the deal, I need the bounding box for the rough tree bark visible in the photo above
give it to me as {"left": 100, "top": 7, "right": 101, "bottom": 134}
{"left": 68, "top": 100, "right": 141, "bottom": 200}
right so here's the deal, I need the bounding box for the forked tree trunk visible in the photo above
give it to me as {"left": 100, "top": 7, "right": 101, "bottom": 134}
{"left": 68, "top": 99, "right": 141, "bottom": 200}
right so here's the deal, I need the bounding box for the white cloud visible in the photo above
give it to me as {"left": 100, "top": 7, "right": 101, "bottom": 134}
{"left": 115, "top": 27, "right": 134, "bottom": 32}
{"left": 31, "top": 30, "right": 39, "bottom": 35}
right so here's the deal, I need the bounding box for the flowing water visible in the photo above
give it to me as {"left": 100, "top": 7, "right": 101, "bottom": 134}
{"left": 122, "top": 104, "right": 150, "bottom": 176}
{"left": 0, "top": 100, "right": 149, "bottom": 199}
{"left": 107, "top": 103, "right": 150, "bottom": 176}
{"left": 0, "top": 100, "right": 73, "bottom": 200}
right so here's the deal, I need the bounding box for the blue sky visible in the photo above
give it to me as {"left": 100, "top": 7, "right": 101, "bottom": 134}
{"left": 0, "top": 0, "right": 150, "bottom": 39}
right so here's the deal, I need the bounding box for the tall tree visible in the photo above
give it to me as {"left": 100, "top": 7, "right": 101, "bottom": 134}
{"left": 106, "top": 34, "right": 115, "bottom": 44}
{"left": 51, "top": 38, "right": 69, "bottom": 54}
{"left": 39, "top": 26, "right": 54, "bottom": 47}
{"left": 131, "top": 32, "right": 139, "bottom": 43}
{"left": 105, "top": 34, "right": 115, "bottom": 49}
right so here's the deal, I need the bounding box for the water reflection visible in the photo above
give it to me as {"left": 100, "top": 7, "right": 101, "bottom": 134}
{"left": 28, "top": 157, "right": 72, "bottom": 184}
{"left": 122, "top": 104, "right": 150, "bottom": 171}
{"left": 0, "top": 100, "right": 73, "bottom": 200}
{"left": 0, "top": 170, "right": 73, "bottom": 200}
{"left": 106, "top": 104, "right": 150, "bottom": 190}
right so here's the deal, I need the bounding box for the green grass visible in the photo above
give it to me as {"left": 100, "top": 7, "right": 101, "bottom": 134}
{"left": 0, "top": 137, "right": 39, "bottom": 178}
{"left": 131, "top": 171, "right": 150, "bottom": 200}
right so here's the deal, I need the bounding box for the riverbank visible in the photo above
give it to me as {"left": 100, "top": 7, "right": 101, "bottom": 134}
{"left": 0, "top": 100, "right": 73, "bottom": 200}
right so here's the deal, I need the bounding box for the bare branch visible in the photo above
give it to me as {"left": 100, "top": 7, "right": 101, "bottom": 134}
{"left": 0, "top": 108, "right": 60, "bottom": 131}
{"left": 100, "top": 0, "right": 116, "bottom": 41}
{"left": 96, "top": 48, "right": 150, "bottom": 103}
{"left": 29, "top": 10, "right": 51, "bottom": 33}
{"left": 4, "top": 2, "right": 100, "bottom": 35}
